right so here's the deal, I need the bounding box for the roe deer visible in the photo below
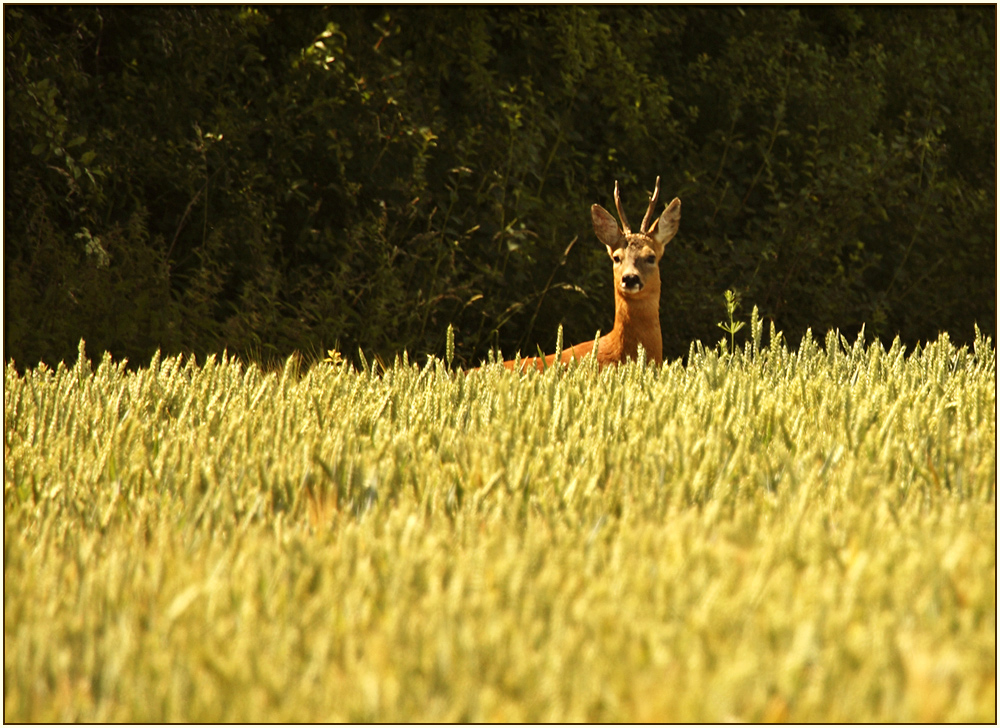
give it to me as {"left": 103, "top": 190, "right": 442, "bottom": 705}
{"left": 501, "top": 177, "right": 681, "bottom": 371}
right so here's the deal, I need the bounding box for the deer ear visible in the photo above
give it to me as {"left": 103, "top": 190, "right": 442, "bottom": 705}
{"left": 591, "top": 204, "right": 624, "bottom": 251}
{"left": 649, "top": 198, "right": 681, "bottom": 248}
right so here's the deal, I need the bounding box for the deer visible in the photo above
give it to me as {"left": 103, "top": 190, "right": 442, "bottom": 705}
{"left": 497, "top": 177, "right": 681, "bottom": 371}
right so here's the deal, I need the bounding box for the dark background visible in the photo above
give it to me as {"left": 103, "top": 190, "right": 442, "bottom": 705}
{"left": 5, "top": 6, "right": 996, "bottom": 370}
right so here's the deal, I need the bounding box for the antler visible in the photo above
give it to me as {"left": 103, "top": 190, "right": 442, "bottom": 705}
{"left": 614, "top": 180, "right": 632, "bottom": 234}
{"left": 639, "top": 176, "right": 661, "bottom": 234}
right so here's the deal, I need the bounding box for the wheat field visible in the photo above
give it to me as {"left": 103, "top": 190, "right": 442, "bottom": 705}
{"left": 4, "top": 324, "right": 996, "bottom": 722}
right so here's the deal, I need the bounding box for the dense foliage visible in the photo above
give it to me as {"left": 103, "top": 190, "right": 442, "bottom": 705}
{"left": 4, "top": 7, "right": 995, "bottom": 369}
{"left": 4, "top": 329, "right": 996, "bottom": 721}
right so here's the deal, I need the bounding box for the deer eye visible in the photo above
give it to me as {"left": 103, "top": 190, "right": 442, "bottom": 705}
{"left": 645, "top": 255, "right": 656, "bottom": 265}
{"left": 612, "top": 254, "right": 623, "bottom": 264}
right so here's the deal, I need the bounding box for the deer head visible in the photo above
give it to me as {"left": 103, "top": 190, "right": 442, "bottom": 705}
{"left": 591, "top": 176, "right": 681, "bottom": 300}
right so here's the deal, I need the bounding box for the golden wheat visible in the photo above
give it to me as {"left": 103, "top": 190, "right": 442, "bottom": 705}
{"left": 4, "top": 328, "right": 995, "bottom": 722}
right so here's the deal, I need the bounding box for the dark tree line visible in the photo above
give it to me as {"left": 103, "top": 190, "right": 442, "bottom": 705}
{"left": 4, "top": 6, "right": 995, "bottom": 370}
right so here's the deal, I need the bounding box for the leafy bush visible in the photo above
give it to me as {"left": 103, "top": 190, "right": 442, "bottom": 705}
{"left": 4, "top": 7, "right": 995, "bottom": 370}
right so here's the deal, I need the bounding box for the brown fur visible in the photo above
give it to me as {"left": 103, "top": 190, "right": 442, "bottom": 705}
{"left": 501, "top": 180, "right": 681, "bottom": 372}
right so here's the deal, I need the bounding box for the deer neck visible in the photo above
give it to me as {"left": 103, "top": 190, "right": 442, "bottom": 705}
{"left": 606, "top": 283, "right": 663, "bottom": 364}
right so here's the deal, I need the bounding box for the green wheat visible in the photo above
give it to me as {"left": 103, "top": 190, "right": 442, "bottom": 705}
{"left": 4, "top": 329, "right": 995, "bottom": 722}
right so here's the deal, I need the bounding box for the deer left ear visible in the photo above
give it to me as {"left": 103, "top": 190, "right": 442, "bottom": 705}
{"left": 591, "top": 204, "right": 625, "bottom": 251}
{"left": 649, "top": 198, "right": 681, "bottom": 248}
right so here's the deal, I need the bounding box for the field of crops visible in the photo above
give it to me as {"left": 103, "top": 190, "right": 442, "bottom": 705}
{"left": 4, "top": 325, "right": 996, "bottom": 722}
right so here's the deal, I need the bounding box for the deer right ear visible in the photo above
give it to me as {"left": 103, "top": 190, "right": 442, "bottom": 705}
{"left": 591, "top": 204, "right": 624, "bottom": 251}
{"left": 649, "top": 198, "right": 681, "bottom": 248}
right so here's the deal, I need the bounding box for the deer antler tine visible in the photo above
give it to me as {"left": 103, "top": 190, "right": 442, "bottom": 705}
{"left": 640, "top": 176, "right": 661, "bottom": 234}
{"left": 614, "top": 180, "right": 631, "bottom": 234}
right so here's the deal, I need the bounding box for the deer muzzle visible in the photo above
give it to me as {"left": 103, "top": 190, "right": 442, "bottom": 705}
{"left": 620, "top": 273, "right": 643, "bottom": 293}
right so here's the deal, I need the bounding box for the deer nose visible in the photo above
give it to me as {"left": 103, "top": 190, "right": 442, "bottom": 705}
{"left": 621, "top": 274, "right": 643, "bottom": 292}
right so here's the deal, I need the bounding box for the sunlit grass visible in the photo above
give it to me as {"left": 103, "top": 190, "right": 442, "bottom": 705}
{"left": 4, "top": 327, "right": 996, "bottom": 722}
